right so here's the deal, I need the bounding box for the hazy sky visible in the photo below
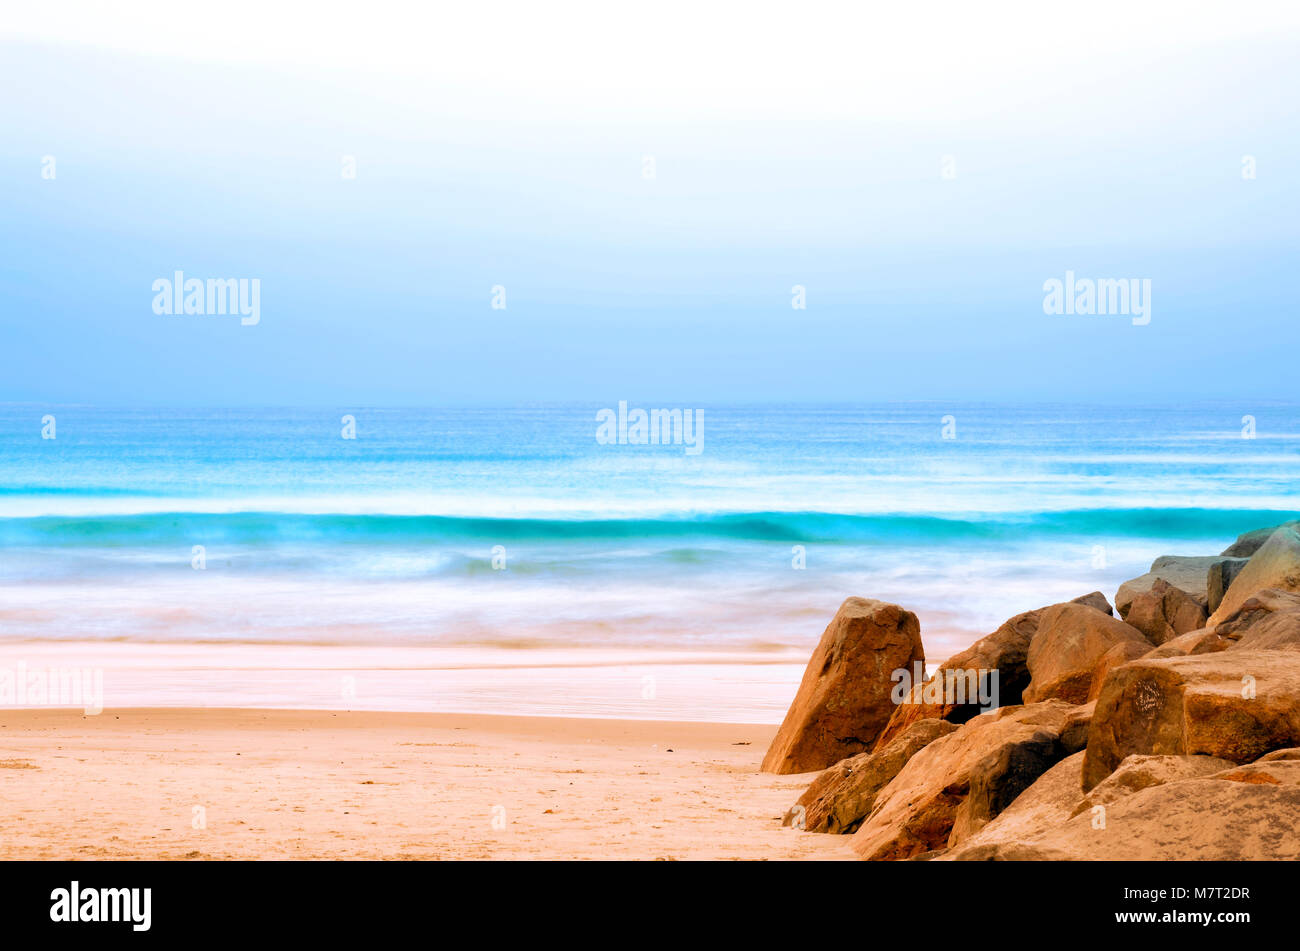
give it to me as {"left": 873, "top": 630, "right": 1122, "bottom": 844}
{"left": 2, "top": 1, "right": 1298, "bottom": 404}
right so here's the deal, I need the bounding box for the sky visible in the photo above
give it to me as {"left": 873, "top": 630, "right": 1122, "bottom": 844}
{"left": 1, "top": 1, "right": 1298, "bottom": 405}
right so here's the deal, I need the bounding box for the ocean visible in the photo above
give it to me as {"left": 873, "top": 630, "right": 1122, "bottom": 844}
{"left": 1, "top": 402, "right": 1295, "bottom": 718}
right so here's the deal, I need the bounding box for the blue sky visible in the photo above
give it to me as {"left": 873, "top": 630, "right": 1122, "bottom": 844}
{"left": 2, "top": 2, "right": 1298, "bottom": 404}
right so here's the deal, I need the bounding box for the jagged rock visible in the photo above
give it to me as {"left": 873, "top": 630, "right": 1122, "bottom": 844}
{"left": 1221, "top": 520, "right": 1300, "bottom": 558}
{"left": 761, "top": 598, "right": 924, "bottom": 774}
{"left": 782, "top": 718, "right": 958, "bottom": 833}
{"left": 1059, "top": 702, "right": 1094, "bottom": 753}
{"left": 1208, "top": 558, "right": 1250, "bottom": 613}
{"left": 850, "top": 701, "right": 1080, "bottom": 860}
{"left": 1115, "top": 556, "right": 1218, "bottom": 616}
{"left": 1023, "top": 603, "right": 1152, "bottom": 704}
{"left": 1144, "top": 628, "right": 1231, "bottom": 658}
{"left": 1082, "top": 650, "right": 1300, "bottom": 790}
{"left": 1121, "top": 579, "right": 1207, "bottom": 646}
{"left": 1208, "top": 526, "right": 1300, "bottom": 628}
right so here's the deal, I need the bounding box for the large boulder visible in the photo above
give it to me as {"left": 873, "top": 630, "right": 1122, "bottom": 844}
{"left": 1221, "top": 520, "right": 1300, "bottom": 558}
{"left": 1121, "top": 579, "right": 1207, "bottom": 646}
{"left": 1207, "top": 557, "right": 1250, "bottom": 613}
{"left": 1023, "top": 603, "right": 1152, "bottom": 705}
{"left": 761, "top": 598, "right": 924, "bottom": 774}
{"left": 782, "top": 718, "right": 958, "bottom": 833}
{"left": 850, "top": 700, "right": 1082, "bottom": 860}
{"left": 1115, "top": 556, "right": 1218, "bottom": 616}
{"left": 1207, "top": 526, "right": 1300, "bottom": 628}
{"left": 1082, "top": 650, "right": 1300, "bottom": 790}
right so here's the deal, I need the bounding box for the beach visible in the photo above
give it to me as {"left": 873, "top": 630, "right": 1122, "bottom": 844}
{"left": 0, "top": 707, "right": 853, "bottom": 861}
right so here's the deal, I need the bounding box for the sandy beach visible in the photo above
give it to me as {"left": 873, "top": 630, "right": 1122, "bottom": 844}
{"left": 0, "top": 707, "right": 854, "bottom": 860}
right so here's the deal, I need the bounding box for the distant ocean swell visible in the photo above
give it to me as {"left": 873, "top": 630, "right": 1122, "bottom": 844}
{"left": 0, "top": 507, "right": 1296, "bottom": 549}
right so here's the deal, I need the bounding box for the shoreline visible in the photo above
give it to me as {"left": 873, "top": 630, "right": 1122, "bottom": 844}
{"left": 0, "top": 707, "right": 854, "bottom": 860}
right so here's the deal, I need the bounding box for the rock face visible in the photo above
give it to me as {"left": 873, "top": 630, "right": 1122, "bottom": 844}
{"left": 1213, "top": 588, "right": 1300, "bottom": 639}
{"left": 850, "top": 701, "right": 1081, "bottom": 860}
{"left": 1115, "top": 556, "right": 1218, "bottom": 616}
{"left": 783, "top": 718, "right": 958, "bottom": 833}
{"left": 946, "top": 769, "right": 1300, "bottom": 860}
{"left": 1069, "top": 754, "right": 1234, "bottom": 817}
{"left": 1222, "top": 520, "right": 1300, "bottom": 558}
{"left": 1082, "top": 650, "right": 1300, "bottom": 790}
{"left": 1022, "top": 604, "right": 1152, "bottom": 705}
{"left": 761, "top": 598, "right": 925, "bottom": 774}
{"left": 1207, "top": 558, "right": 1250, "bottom": 613}
{"left": 1144, "top": 628, "right": 1230, "bottom": 658}
{"left": 1208, "top": 526, "right": 1300, "bottom": 628}
{"left": 1121, "top": 579, "right": 1207, "bottom": 646}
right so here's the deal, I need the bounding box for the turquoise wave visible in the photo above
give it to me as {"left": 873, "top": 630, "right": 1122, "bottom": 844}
{"left": 0, "top": 508, "right": 1293, "bottom": 548}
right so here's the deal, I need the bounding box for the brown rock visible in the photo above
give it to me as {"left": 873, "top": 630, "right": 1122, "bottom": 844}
{"left": 1207, "top": 526, "right": 1300, "bottom": 628}
{"left": 1213, "top": 587, "right": 1300, "bottom": 638}
{"left": 1144, "top": 628, "right": 1231, "bottom": 658}
{"left": 1082, "top": 650, "right": 1300, "bottom": 790}
{"left": 851, "top": 700, "right": 1080, "bottom": 860}
{"left": 1221, "top": 520, "right": 1300, "bottom": 558}
{"left": 1115, "top": 556, "right": 1218, "bottom": 616}
{"left": 761, "top": 598, "right": 924, "bottom": 774}
{"left": 1023, "top": 603, "right": 1152, "bottom": 705}
{"left": 1121, "top": 579, "right": 1207, "bottom": 646}
{"left": 1085, "top": 641, "right": 1151, "bottom": 702}
{"left": 782, "top": 718, "right": 958, "bottom": 833}
{"left": 1069, "top": 754, "right": 1234, "bottom": 817}
{"left": 1207, "top": 558, "right": 1250, "bottom": 613}
{"left": 937, "top": 752, "right": 1086, "bottom": 859}
{"left": 946, "top": 772, "right": 1300, "bottom": 860}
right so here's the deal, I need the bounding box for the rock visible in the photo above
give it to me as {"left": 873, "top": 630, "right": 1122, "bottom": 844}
{"left": 1059, "top": 702, "right": 1094, "bottom": 753}
{"left": 1207, "top": 558, "right": 1250, "bottom": 613}
{"left": 782, "top": 718, "right": 958, "bottom": 833}
{"left": 1069, "top": 754, "right": 1234, "bottom": 817}
{"left": 1073, "top": 591, "right": 1114, "bottom": 616}
{"left": 1082, "top": 650, "right": 1300, "bottom": 790}
{"left": 872, "top": 593, "right": 1117, "bottom": 751}
{"left": 937, "top": 752, "right": 1087, "bottom": 859}
{"left": 1144, "top": 628, "right": 1231, "bottom": 658}
{"left": 1085, "top": 641, "right": 1151, "bottom": 701}
{"left": 1213, "top": 588, "right": 1300, "bottom": 638}
{"left": 1257, "top": 748, "right": 1300, "bottom": 762}
{"left": 1221, "top": 520, "right": 1300, "bottom": 558}
{"left": 1023, "top": 603, "right": 1152, "bottom": 705}
{"left": 1207, "top": 526, "right": 1300, "bottom": 628}
{"left": 1121, "top": 579, "right": 1207, "bottom": 646}
{"left": 1115, "top": 556, "right": 1218, "bottom": 616}
{"left": 1229, "top": 610, "right": 1300, "bottom": 652}
{"left": 851, "top": 700, "right": 1080, "bottom": 860}
{"left": 946, "top": 771, "right": 1300, "bottom": 860}
{"left": 761, "top": 598, "right": 925, "bottom": 774}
